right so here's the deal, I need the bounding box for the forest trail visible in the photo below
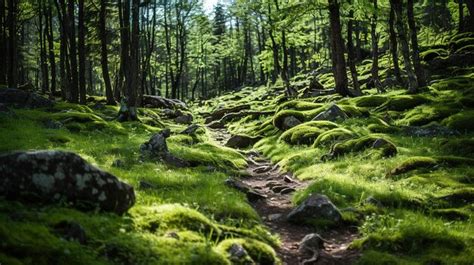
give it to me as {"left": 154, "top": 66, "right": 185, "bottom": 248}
{"left": 208, "top": 127, "right": 360, "bottom": 265}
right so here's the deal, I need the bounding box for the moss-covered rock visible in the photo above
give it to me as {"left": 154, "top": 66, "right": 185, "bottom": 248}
{"left": 399, "top": 105, "right": 458, "bottom": 126}
{"left": 440, "top": 138, "right": 474, "bottom": 156}
{"left": 376, "top": 95, "right": 430, "bottom": 111}
{"left": 279, "top": 121, "right": 338, "bottom": 145}
{"left": 313, "top": 128, "right": 355, "bottom": 147}
{"left": 420, "top": 48, "right": 448, "bottom": 61}
{"left": 389, "top": 156, "right": 474, "bottom": 176}
{"left": 328, "top": 135, "right": 397, "bottom": 158}
{"left": 216, "top": 238, "right": 278, "bottom": 265}
{"left": 441, "top": 111, "right": 474, "bottom": 132}
{"left": 354, "top": 95, "right": 388, "bottom": 108}
{"left": 272, "top": 110, "right": 306, "bottom": 131}
{"left": 450, "top": 37, "right": 474, "bottom": 52}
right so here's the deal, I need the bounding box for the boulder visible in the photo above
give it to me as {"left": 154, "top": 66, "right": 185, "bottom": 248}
{"left": 298, "top": 233, "right": 324, "bottom": 255}
{"left": 0, "top": 88, "right": 54, "bottom": 108}
{"left": 225, "top": 135, "right": 261, "bottom": 149}
{"left": 301, "top": 79, "right": 325, "bottom": 98}
{"left": 225, "top": 178, "right": 266, "bottom": 202}
{"left": 227, "top": 243, "right": 254, "bottom": 264}
{"left": 142, "top": 95, "right": 188, "bottom": 110}
{"left": 206, "top": 104, "right": 250, "bottom": 123}
{"left": 180, "top": 124, "right": 201, "bottom": 135}
{"left": 175, "top": 114, "right": 193, "bottom": 124}
{"left": 140, "top": 129, "right": 171, "bottom": 157}
{"left": 207, "top": 120, "right": 225, "bottom": 129}
{"left": 312, "top": 104, "right": 348, "bottom": 122}
{"left": 282, "top": 116, "right": 302, "bottom": 131}
{"left": 287, "top": 194, "right": 342, "bottom": 225}
{"left": 0, "top": 150, "right": 135, "bottom": 215}
{"left": 53, "top": 220, "right": 87, "bottom": 245}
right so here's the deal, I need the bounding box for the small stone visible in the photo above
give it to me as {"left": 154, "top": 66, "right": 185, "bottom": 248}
{"left": 271, "top": 185, "right": 289, "bottom": 193}
{"left": 280, "top": 187, "right": 296, "bottom": 194}
{"left": 287, "top": 194, "right": 342, "bottom": 225}
{"left": 265, "top": 181, "right": 280, "bottom": 188}
{"left": 298, "top": 233, "right": 325, "bottom": 255}
{"left": 268, "top": 213, "right": 283, "bottom": 221}
{"left": 175, "top": 114, "right": 193, "bottom": 124}
{"left": 181, "top": 124, "right": 201, "bottom": 135}
{"left": 283, "top": 175, "right": 294, "bottom": 183}
{"left": 282, "top": 116, "right": 302, "bottom": 131}
{"left": 312, "top": 104, "right": 348, "bottom": 122}
{"left": 165, "top": 231, "right": 180, "bottom": 240}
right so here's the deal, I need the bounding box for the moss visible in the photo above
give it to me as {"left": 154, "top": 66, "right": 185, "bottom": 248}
{"left": 450, "top": 37, "right": 474, "bottom": 52}
{"left": 431, "top": 75, "right": 474, "bottom": 91}
{"left": 440, "top": 138, "right": 474, "bottom": 156}
{"left": 420, "top": 48, "right": 448, "bottom": 61}
{"left": 279, "top": 121, "right": 339, "bottom": 145}
{"left": 398, "top": 104, "right": 458, "bottom": 126}
{"left": 276, "top": 100, "right": 323, "bottom": 112}
{"left": 390, "top": 156, "right": 474, "bottom": 176}
{"left": 431, "top": 208, "right": 470, "bottom": 221}
{"left": 375, "top": 95, "right": 429, "bottom": 112}
{"left": 368, "top": 124, "right": 399, "bottom": 134}
{"left": 216, "top": 238, "right": 279, "bottom": 265}
{"left": 272, "top": 110, "right": 306, "bottom": 130}
{"left": 441, "top": 111, "right": 474, "bottom": 132}
{"left": 329, "top": 135, "right": 396, "bottom": 158}
{"left": 438, "top": 188, "right": 474, "bottom": 206}
{"left": 354, "top": 95, "right": 388, "bottom": 108}
{"left": 51, "top": 111, "right": 105, "bottom": 123}
{"left": 456, "top": 44, "right": 474, "bottom": 54}
{"left": 338, "top": 104, "right": 368, "bottom": 117}
{"left": 313, "top": 128, "right": 356, "bottom": 147}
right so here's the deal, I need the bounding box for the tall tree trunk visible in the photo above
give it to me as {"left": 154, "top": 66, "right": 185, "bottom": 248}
{"left": 7, "top": 0, "right": 18, "bottom": 88}
{"left": 328, "top": 0, "right": 350, "bottom": 96}
{"left": 129, "top": 0, "right": 139, "bottom": 110}
{"left": 0, "top": 0, "right": 6, "bottom": 85}
{"left": 67, "top": 0, "right": 79, "bottom": 102}
{"left": 389, "top": 6, "right": 403, "bottom": 85}
{"left": 466, "top": 0, "right": 474, "bottom": 30}
{"left": 39, "top": 0, "right": 49, "bottom": 93}
{"left": 46, "top": 1, "right": 56, "bottom": 96}
{"left": 407, "top": 0, "right": 426, "bottom": 89}
{"left": 99, "top": 0, "right": 114, "bottom": 105}
{"left": 78, "top": 0, "right": 86, "bottom": 104}
{"left": 391, "top": 0, "right": 417, "bottom": 93}
{"left": 371, "top": 0, "right": 384, "bottom": 93}
{"left": 459, "top": 0, "right": 464, "bottom": 32}
{"left": 347, "top": 7, "right": 361, "bottom": 94}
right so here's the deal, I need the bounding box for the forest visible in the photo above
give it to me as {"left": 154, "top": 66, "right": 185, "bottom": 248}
{"left": 0, "top": 0, "right": 473, "bottom": 264}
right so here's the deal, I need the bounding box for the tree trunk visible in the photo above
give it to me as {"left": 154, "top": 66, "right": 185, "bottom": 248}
{"left": 99, "top": 0, "right": 114, "bottom": 105}
{"left": 391, "top": 0, "right": 417, "bottom": 93}
{"left": 39, "top": 0, "right": 49, "bottom": 94}
{"left": 459, "top": 0, "right": 464, "bottom": 32}
{"left": 371, "top": 0, "right": 384, "bottom": 93}
{"left": 67, "top": 0, "right": 79, "bottom": 102}
{"left": 7, "top": 0, "right": 17, "bottom": 88}
{"left": 78, "top": 0, "right": 86, "bottom": 104}
{"left": 347, "top": 8, "right": 360, "bottom": 94}
{"left": 389, "top": 6, "right": 403, "bottom": 85}
{"left": 407, "top": 0, "right": 426, "bottom": 89}
{"left": 46, "top": 1, "right": 56, "bottom": 96}
{"left": 328, "top": 0, "right": 350, "bottom": 97}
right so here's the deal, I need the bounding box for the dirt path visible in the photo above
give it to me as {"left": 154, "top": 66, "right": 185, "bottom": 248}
{"left": 209, "top": 127, "right": 360, "bottom": 264}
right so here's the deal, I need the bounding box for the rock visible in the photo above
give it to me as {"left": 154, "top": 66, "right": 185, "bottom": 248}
{"left": 287, "top": 194, "right": 342, "bottom": 225}
{"left": 206, "top": 104, "right": 250, "bottom": 123}
{"left": 302, "top": 79, "right": 325, "bottom": 98}
{"left": 165, "top": 231, "right": 180, "bottom": 239}
{"left": 43, "top": 119, "right": 63, "bottom": 129}
{"left": 175, "top": 114, "right": 193, "bottom": 124}
{"left": 298, "top": 233, "right": 325, "bottom": 255}
{"left": 92, "top": 102, "right": 106, "bottom": 110}
{"left": 268, "top": 213, "right": 283, "bottom": 221}
{"left": 53, "top": 220, "right": 87, "bottom": 245}
{"left": 225, "top": 135, "right": 261, "bottom": 149}
{"left": 162, "top": 153, "right": 190, "bottom": 168}
{"left": 271, "top": 185, "right": 289, "bottom": 193}
{"left": 225, "top": 178, "right": 266, "bottom": 202}
{"left": 138, "top": 180, "right": 156, "bottom": 190}
{"left": 140, "top": 129, "right": 171, "bottom": 157}
{"left": 162, "top": 108, "right": 179, "bottom": 118}
{"left": 142, "top": 95, "right": 188, "bottom": 110}
{"left": 283, "top": 175, "right": 294, "bottom": 183}
{"left": 312, "top": 104, "right": 348, "bottom": 122}
{"left": 402, "top": 124, "right": 459, "bottom": 137}
{"left": 371, "top": 138, "right": 398, "bottom": 157}
{"left": 227, "top": 243, "right": 253, "bottom": 264}
{"left": 0, "top": 150, "right": 135, "bottom": 215}
{"left": 181, "top": 124, "right": 201, "bottom": 135}
{"left": 282, "top": 116, "right": 302, "bottom": 131}
{"left": 0, "top": 88, "right": 54, "bottom": 108}
{"left": 111, "top": 159, "right": 125, "bottom": 168}
{"left": 280, "top": 187, "right": 296, "bottom": 194}
{"left": 265, "top": 181, "right": 280, "bottom": 188}
{"left": 207, "top": 120, "right": 225, "bottom": 129}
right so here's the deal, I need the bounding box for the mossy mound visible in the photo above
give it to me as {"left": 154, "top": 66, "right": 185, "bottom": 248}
{"left": 276, "top": 100, "right": 323, "bottom": 112}
{"left": 216, "top": 238, "right": 278, "bottom": 265}
{"left": 133, "top": 204, "right": 221, "bottom": 235}
{"left": 354, "top": 95, "right": 388, "bottom": 108}
{"left": 313, "top": 128, "right": 356, "bottom": 147}
{"left": 272, "top": 110, "right": 306, "bottom": 130}
{"left": 420, "top": 48, "right": 448, "bottom": 61}
{"left": 450, "top": 37, "right": 474, "bottom": 52}
{"left": 431, "top": 208, "right": 470, "bottom": 221}
{"left": 338, "top": 104, "right": 368, "bottom": 118}
{"left": 438, "top": 188, "right": 474, "bottom": 206}
{"left": 376, "top": 95, "right": 430, "bottom": 111}
{"left": 440, "top": 138, "right": 474, "bottom": 156}
{"left": 390, "top": 156, "right": 474, "bottom": 176}
{"left": 329, "top": 135, "right": 397, "bottom": 158}
{"left": 431, "top": 75, "right": 474, "bottom": 91}
{"left": 398, "top": 105, "right": 458, "bottom": 126}
{"left": 279, "top": 121, "right": 339, "bottom": 145}
{"left": 441, "top": 111, "right": 474, "bottom": 132}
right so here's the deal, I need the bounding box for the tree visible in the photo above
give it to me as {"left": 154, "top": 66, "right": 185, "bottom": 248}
{"left": 98, "top": 0, "right": 115, "bottom": 105}
{"left": 78, "top": 0, "right": 86, "bottom": 104}
{"left": 370, "top": 0, "right": 384, "bottom": 93}
{"left": 7, "top": 0, "right": 18, "bottom": 88}
{"left": 328, "top": 0, "right": 350, "bottom": 97}
{"left": 407, "top": 0, "right": 426, "bottom": 88}
{"left": 388, "top": 6, "right": 403, "bottom": 85}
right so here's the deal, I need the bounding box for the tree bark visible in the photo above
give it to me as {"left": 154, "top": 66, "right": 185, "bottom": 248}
{"left": 99, "top": 0, "right": 114, "bottom": 105}
{"left": 407, "top": 0, "right": 426, "bottom": 89}
{"left": 459, "top": 0, "right": 464, "bottom": 32}
{"left": 67, "top": 0, "right": 79, "bottom": 102}
{"left": 78, "top": 0, "right": 86, "bottom": 104}
{"left": 7, "top": 0, "right": 18, "bottom": 88}
{"left": 370, "top": 0, "right": 384, "bottom": 93}
{"left": 46, "top": 1, "right": 56, "bottom": 96}
{"left": 389, "top": 6, "right": 403, "bottom": 85}
{"left": 347, "top": 8, "right": 360, "bottom": 94}
{"left": 391, "top": 0, "right": 417, "bottom": 93}
{"left": 328, "top": 0, "right": 350, "bottom": 97}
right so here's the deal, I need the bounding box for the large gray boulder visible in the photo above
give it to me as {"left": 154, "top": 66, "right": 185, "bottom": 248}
{"left": 0, "top": 88, "right": 54, "bottom": 108}
{"left": 282, "top": 116, "right": 302, "bottom": 131}
{"left": 287, "top": 194, "right": 342, "bottom": 225}
{"left": 0, "top": 151, "right": 135, "bottom": 215}
{"left": 312, "top": 104, "right": 348, "bottom": 122}
{"left": 140, "top": 129, "right": 190, "bottom": 168}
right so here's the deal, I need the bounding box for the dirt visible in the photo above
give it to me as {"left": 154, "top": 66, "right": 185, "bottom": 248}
{"left": 209, "top": 127, "right": 360, "bottom": 265}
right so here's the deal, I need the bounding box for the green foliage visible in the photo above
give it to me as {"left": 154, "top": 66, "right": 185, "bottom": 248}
{"left": 279, "top": 121, "right": 339, "bottom": 145}
{"left": 313, "top": 128, "right": 356, "bottom": 147}
{"left": 441, "top": 111, "right": 474, "bottom": 132}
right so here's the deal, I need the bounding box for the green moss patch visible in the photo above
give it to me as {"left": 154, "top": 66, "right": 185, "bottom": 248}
{"left": 441, "top": 111, "right": 474, "bottom": 132}
{"left": 279, "top": 121, "right": 339, "bottom": 145}
{"left": 313, "top": 128, "right": 356, "bottom": 147}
